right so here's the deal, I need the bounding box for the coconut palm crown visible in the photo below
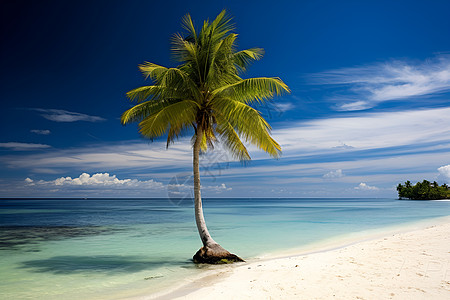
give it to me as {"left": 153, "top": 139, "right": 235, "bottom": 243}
{"left": 121, "top": 10, "right": 290, "bottom": 263}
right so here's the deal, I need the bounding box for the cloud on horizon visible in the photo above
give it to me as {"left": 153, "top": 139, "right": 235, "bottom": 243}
{"left": 310, "top": 54, "right": 450, "bottom": 111}
{"left": 21, "top": 172, "right": 233, "bottom": 198}
{"left": 25, "top": 172, "right": 163, "bottom": 189}
{"left": 354, "top": 182, "right": 379, "bottom": 191}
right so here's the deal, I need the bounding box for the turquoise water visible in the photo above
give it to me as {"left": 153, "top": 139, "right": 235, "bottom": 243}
{"left": 1, "top": 198, "right": 450, "bottom": 299}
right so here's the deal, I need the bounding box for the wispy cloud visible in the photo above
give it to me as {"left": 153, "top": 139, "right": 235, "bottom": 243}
{"left": 31, "top": 129, "right": 51, "bottom": 135}
{"left": 273, "top": 107, "right": 450, "bottom": 153}
{"left": 311, "top": 54, "right": 450, "bottom": 110}
{"left": 32, "top": 108, "right": 106, "bottom": 122}
{"left": 2, "top": 107, "right": 449, "bottom": 176}
{"left": 276, "top": 102, "right": 294, "bottom": 112}
{"left": 0, "top": 142, "right": 51, "bottom": 151}
{"left": 2, "top": 107, "right": 450, "bottom": 197}
{"left": 0, "top": 141, "right": 193, "bottom": 174}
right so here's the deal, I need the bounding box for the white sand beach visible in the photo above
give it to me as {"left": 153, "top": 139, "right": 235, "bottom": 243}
{"left": 151, "top": 218, "right": 450, "bottom": 300}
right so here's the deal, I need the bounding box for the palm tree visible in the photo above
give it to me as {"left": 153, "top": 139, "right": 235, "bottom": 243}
{"left": 121, "top": 10, "right": 290, "bottom": 263}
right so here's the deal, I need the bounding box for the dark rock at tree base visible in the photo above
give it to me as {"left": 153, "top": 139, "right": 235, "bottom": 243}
{"left": 193, "top": 246, "right": 245, "bottom": 264}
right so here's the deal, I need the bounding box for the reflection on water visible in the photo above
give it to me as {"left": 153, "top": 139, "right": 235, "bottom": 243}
{"left": 20, "top": 255, "right": 192, "bottom": 274}
{"left": 0, "top": 226, "right": 125, "bottom": 251}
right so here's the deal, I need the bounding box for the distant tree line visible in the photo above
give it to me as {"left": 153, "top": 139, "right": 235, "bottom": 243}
{"left": 397, "top": 180, "right": 450, "bottom": 200}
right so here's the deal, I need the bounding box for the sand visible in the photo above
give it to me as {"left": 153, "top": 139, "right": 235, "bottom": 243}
{"left": 154, "top": 219, "right": 450, "bottom": 300}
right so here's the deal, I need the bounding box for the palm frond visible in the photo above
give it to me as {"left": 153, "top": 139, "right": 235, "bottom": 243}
{"left": 160, "top": 68, "right": 189, "bottom": 91}
{"left": 126, "top": 85, "right": 163, "bottom": 103}
{"left": 181, "top": 13, "right": 197, "bottom": 42}
{"left": 139, "top": 100, "right": 199, "bottom": 138}
{"left": 211, "top": 98, "right": 281, "bottom": 158}
{"left": 205, "top": 33, "right": 241, "bottom": 88}
{"left": 209, "top": 10, "right": 234, "bottom": 41}
{"left": 234, "top": 48, "right": 264, "bottom": 72}
{"left": 121, "top": 98, "right": 179, "bottom": 125}
{"left": 211, "top": 77, "right": 290, "bottom": 104}
{"left": 215, "top": 115, "right": 251, "bottom": 161}
{"left": 172, "top": 35, "right": 205, "bottom": 87}
{"left": 138, "top": 62, "right": 168, "bottom": 80}
{"left": 200, "top": 131, "right": 208, "bottom": 152}
{"left": 172, "top": 33, "right": 195, "bottom": 62}
{"left": 166, "top": 124, "right": 192, "bottom": 148}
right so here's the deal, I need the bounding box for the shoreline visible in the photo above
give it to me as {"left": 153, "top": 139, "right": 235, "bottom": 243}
{"left": 135, "top": 215, "right": 450, "bottom": 300}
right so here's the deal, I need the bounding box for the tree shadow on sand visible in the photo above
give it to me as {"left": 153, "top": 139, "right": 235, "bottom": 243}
{"left": 19, "top": 255, "right": 192, "bottom": 275}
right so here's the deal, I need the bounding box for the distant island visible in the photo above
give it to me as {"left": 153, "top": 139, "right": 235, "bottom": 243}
{"left": 397, "top": 180, "right": 450, "bottom": 200}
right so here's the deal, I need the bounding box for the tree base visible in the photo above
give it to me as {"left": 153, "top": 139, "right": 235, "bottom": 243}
{"left": 193, "top": 244, "right": 244, "bottom": 264}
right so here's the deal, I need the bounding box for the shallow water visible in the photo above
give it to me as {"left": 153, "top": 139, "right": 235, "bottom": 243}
{"left": 1, "top": 198, "right": 449, "bottom": 299}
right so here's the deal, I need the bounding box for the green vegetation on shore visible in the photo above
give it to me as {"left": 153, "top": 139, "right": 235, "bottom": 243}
{"left": 397, "top": 180, "right": 450, "bottom": 200}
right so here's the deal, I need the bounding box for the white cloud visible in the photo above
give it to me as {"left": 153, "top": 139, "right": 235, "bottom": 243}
{"left": 31, "top": 129, "right": 51, "bottom": 135}
{"left": 204, "top": 183, "right": 232, "bottom": 192}
{"left": 438, "top": 165, "right": 450, "bottom": 179}
{"left": 0, "top": 142, "right": 51, "bottom": 151}
{"left": 22, "top": 172, "right": 232, "bottom": 197}
{"left": 311, "top": 54, "right": 450, "bottom": 110}
{"left": 32, "top": 108, "right": 106, "bottom": 122}
{"left": 354, "top": 182, "right": 379, "bottom": 190}
{"left": 24, "top": 178, "right": 34, "bottom": 185}
{"left": 323, "top": 169, "right": 344, "bottom": 179}
{"left": 26, "top": 172, "right": 164, "bottom": 189}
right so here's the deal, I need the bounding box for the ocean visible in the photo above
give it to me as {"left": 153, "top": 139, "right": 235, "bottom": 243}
{"left": 1, "top": 198, "right": 449, "bottom": 299}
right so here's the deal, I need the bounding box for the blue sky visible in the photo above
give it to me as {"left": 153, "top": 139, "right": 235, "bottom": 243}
{"left": 1, "top": 0, "right": 450, "bottom": 198}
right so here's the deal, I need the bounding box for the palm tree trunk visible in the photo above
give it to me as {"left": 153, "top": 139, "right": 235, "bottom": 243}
{"left": 192, "top": 126, "right": 244, "bottom": 264}
{"left": 193, "top": 126, "right": 216, "bottom": 246}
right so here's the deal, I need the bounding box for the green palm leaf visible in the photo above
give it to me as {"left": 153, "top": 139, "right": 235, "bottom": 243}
{"left": 138, "top": 62, "right": 168, "bottom": 80}
{"left": 211, "top": 97, "right": 281, "bottom": 158}
{"left": 215, "top": 115, "right": 251, "bottom": 161}
{"left": 233, "top": 48, "right": 265, "bottom": 71}
{"left": 121, "top": 98, "right": 179, "bottom": 124}
{"left": 123, "top": 9, "right": 288, "bottom": 157}
{"left": 212, "top": 77, "right": 290, "bottom": 104}
{"left": 138, "top": 100, "right": 198, "bottom": 138}
{"left": 126, "top": 85, "right": 163, "bottom": 103}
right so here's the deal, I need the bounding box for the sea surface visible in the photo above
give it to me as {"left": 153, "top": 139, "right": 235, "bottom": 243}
{"left": 1, "top": 198, "right": 450, "bottom": 299}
